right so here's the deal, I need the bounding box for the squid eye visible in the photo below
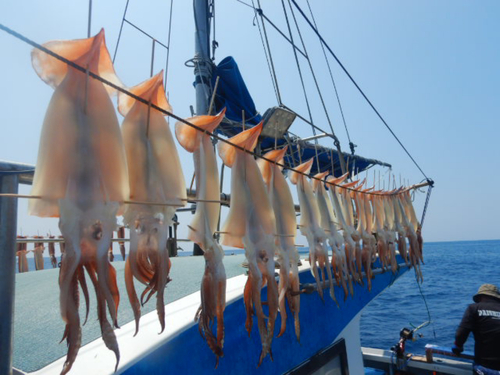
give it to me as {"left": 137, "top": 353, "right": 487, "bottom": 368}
{"left": 135, "top": 224, "right": 145, "bottom": 234}
{"left": 92, "top": 223, "right": 103, "bottom": 240}
{"left": 152, "top": 227, "right": 158, "bottom": 234}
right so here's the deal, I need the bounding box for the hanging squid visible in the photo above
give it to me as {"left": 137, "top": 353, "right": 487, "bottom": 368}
{"left": 29, "top": 29, "right": 129, "bottom": 374}
{"left": 258, "top": 146, "right": 301, "bottom": 341}
{"left": 313, "top": 172, "right": 351, "bottom": 300}
{"left": 290, "top": 160, "right": 336, "bottom": 305}
{"left": 218, "top": 124, "right": 279, "bottom": 366}
{"left": 119, "top": 71, "right": 186, "bottom": 336}
{"left": 326, "top": 173, "right": 355, "bottom": 297}
{"left": 175, "top": 109, "right": 226, "bottom": 366}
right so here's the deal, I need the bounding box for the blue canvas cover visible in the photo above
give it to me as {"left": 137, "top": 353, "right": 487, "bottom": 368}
{"left": 211, "top": 56, "right": 262, "bottom": 127}
{"left": 211, "top": 56, "right": 389, "bottom": 177}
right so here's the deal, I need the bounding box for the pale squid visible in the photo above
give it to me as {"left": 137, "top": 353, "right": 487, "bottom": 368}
{"left": 258, "top": 146, "right": 301, "bottom": 341}
{"left": 326, "top": 173, "right": 355, "bottom": 297}
{"left": 29, "top": 29, "right": 129, "bottom": 374}
{"left": 313, "top": 172, "right": 350, "bottom": 300}
{"left": 175, "top": 109, "right": 226, "bottom": 366}
{"left": 218, "top": 124, "right": 279, "bottom": 366}
{"left": 290, "top": 160, "right": 336, "bottom": 305}
{"left": 119, "top": 71, "right": 186, "bottom": 335}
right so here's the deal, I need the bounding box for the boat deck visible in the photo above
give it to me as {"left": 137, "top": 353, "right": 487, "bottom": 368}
{"left": 13, "top": 254, "right": 248, "bottom": 373}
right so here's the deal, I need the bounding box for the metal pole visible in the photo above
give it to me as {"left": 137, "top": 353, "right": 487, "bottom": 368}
{"left": 192, "top": 0, "right": 211, "bottom": 256}
{"left": 193, "top": 0, "right": 212, "bottom": 116}
{"left": 0, "top": 174, "right": 19, "bottom": 375}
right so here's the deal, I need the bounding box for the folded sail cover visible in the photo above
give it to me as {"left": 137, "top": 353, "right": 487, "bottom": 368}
{"left": 211, "top": 56, "right": 262, "bottom": 128}
{"left": 211, "top": 56, "right": 390, "bottom": 176}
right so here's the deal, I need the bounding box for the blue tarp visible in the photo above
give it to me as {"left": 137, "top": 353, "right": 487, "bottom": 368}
{"left": 211, "top": 56, "right": 389, "bottom": 176}
{"left": 211, "top": 56, "right": 262, "bottom": 127}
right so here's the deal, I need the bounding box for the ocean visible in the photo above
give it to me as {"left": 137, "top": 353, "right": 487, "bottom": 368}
{"left": 360, "top": 239, "right": 500, "bottom": 356}
{"left": 15, "top": 240, "right": 499, "bottom": 357}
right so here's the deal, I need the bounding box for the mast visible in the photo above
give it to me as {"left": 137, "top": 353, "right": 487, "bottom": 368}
{"left": 192, "top": 0, "right": 212, "bottom": 256}
{"left": 193, "top": 0, "right": 212, "bottom": 116}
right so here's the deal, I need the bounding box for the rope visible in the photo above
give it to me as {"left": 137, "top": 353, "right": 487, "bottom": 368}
{"left": 290, "top": 0, "right": 429, "bottom": 180}
{"left": 0, "top": 22, "right": 416, "bottom": 197}
{"left": 306, "top": 0, "right": 353, "bottom": 154}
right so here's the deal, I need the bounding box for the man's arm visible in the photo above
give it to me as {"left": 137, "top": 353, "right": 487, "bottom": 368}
{"left": 453, "top": 305, "right": 475, "bottom": 353}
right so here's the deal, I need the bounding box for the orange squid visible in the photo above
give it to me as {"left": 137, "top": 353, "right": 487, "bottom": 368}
{"left": 29, "top": 29, "right": 128, "bottom": 374}
{"left": 218, "top": 124, "right": 279, "bottom": 366}
{"left": 119, "top": 71, "right": 186, "bottom": 336}
{"left": 258, "top": 146, "right": 301, "bottom": 341}
{"left": 176, "top": 109, "right": 226, "bottom": 366}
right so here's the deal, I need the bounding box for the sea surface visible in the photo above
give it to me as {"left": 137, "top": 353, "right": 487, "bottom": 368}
{"left": 15, "top": 240, "right": 500, "bottom": 357}
{"left": 360, "top": 239, "right": 500, "bottom": 356}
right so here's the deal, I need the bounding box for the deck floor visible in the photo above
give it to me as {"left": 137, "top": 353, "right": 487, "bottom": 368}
{"left": 13, "top": 254, "right": 247, "bottom": 373}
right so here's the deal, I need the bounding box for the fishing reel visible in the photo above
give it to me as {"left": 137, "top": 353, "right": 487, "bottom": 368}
{"left": 390, "top": 322, "right": 428, "bottom": 373}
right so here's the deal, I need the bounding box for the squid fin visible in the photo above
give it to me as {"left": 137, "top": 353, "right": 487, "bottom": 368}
{"left": 218, "top": 122, "right": 263, "bottom": 167}
{"left": 31, "top": 28, "right": 122, "bottom": 94}
{"left": 326, "top": 172, "right": 349, "bottom": 186}
{"left": 175, "top": 108, "right": 226, "bottom": 153}
{"left": 118, "top": 70, "right": 171, "bottom": 116}
{"left": 258, "top": 146, "right": 288, "bottom": 184}
{"left": 289, "top": 158, "right": 314, "bottom": 185}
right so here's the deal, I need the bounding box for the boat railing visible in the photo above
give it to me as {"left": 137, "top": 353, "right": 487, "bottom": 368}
{"left": 424, "top": 344, "right": 474, "bottom": 363}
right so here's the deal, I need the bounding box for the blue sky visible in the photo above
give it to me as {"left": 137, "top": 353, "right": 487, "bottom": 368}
{"left": 0, "top": 0, "right": 499, "bottom": 245}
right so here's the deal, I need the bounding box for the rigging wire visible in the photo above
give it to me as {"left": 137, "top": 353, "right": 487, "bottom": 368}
{"left": 286, "top": 0, "right": 347, "bottom": 174}
{"left": 415, "top": 275, "right": 437, "bottom": 340}
{"left": 164, "top": 0, "right": 175, "bottom": 86}
{"left": 113, "top": 0, "right": 130, "bottom": 63}
{"left": 253, "top": 0, "right": 282, "bottom": 105}
{"left": 420, "top": 181, "right": 434, "bottom": 227}
{"left": 290, "top": 0, "right": 429, "bottom": 180}
{"left": 0, "top": 22, "right": 409, "bottom": 197}
{"left": 279, "top": 0, "right": 320, "bottom": 167}
{"left": 306, "top": 0, "right": 354, "bottom": 155}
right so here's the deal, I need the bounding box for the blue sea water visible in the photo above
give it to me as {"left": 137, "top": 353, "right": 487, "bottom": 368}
{"left": 16, "top": 240, "right": 500, "bottom": 357}
{"left": 360, "top": 239, "right": 500, "bottom": 356}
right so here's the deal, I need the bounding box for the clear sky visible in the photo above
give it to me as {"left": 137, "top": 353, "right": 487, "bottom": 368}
{"left": 0, "top": 0, "right": 499, "bottom": 246}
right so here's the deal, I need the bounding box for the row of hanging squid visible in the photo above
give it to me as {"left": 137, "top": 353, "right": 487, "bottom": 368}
{"left": 27, "top": 29, "right": 423, "bottom": 374}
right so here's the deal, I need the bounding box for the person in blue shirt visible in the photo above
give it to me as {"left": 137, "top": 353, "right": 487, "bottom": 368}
{"left": 453, "top": 284, "right": 500, "bottom": 374}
